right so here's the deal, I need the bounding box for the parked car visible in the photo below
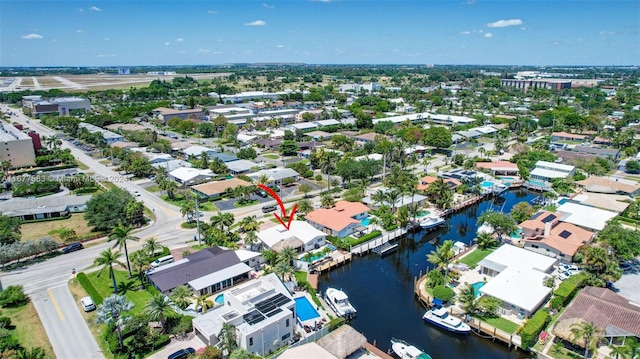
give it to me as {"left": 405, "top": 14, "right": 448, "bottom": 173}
{"left": 62, "top": 242, "right": 84, "bottom": 254}
{"left": 80, "top": 296, "right": 96, "bottom": 312}
{"left": 167, "top": 348, "right": 195, "bottom": 359}
{"left": 131, "top": 190, "right": 141, "bottom": 197}
{"left": 558, "top": 271, "right": 571, "bottom": 281}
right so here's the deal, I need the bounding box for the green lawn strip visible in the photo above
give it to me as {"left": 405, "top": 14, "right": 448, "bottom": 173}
{"left": 459, "top": 248, "right": 496, "bottom": 268}
{"left": 160, "top": 195, "right": 217, "bottom": 211}
{"left": 233, "top": 200, "right": 258, "bottom": 208}
{"left": 145, "top": 185, "right": 161, "bottom": 192}
{"left": 99, "top": 181, "right": 117, "bottom": 190}
{"left": 262, "top": 154, "right": 279, "bottom": 159}
{"left": 2, "top": 303, "right": 55, "bottom": 358}
{"left": 85, "top": 270, "right": 157, "bottom": 315}
{"left": 295, "top": 271, "right": 307, "bottom": 283}
{"left": 75, "top": 160, "right": 89, "bottom": 170}
{"left": 475, "top": 315, "right": 519, "bottom": 334}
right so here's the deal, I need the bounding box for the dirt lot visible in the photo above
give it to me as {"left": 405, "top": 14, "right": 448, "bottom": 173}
{"left": 20, "top": 213, "right": 94, "bottom": 242}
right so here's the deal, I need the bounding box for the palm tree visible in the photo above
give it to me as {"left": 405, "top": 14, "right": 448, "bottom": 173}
{"left": 570, "top": 321, "right": 604, "bottom": 359}
{"left": 320, "top": 150, "right": 340, "bottom": 191}
{"left": 145, "top": 294, "right": 174, "bottom": 333}
{"left": 211, "top": 212, "right": 235, "bottom": 232}
{"left": 385, "top": 188, "right": 401, "bottom": 212}
{"left": 218, "top": 323, "right": 238, "bottom": 356}
{"left": 15, "top": 347, "right": 46, "bottom": 359}
{"left": 458, "top": 283, "right": 478, "bottom": 315}
{"left": 129, "top": 250, "right": 151, "bottom": 286}
{"left": 96, "top": 294, "right": 134, "bottom": 349}
{"left": 244, "top": 231, "right": 258, "bottom": 249}
{"left": 297, "top": 199, "right": 314, "bottom": 214}
{"left": 475, "top": 232, "right": 498, "bottom": 250}
{"left": 94, "top": 249, "right": 125, "bottom": 293}
{"left": 320, "top": 193, "right": 335, "bottom": 208}
{"left": 274, "top": 260, "right": 295, "bottom": 281}
{"left": 44, "top": 135, "right": 61, "bottom": 151}
{"left": 256, "top": 174, "right": 270, "bottom": 187}
{"left": 608, "top": 343, "right": 630, "bottom": 359}
{"left": 371, "top": 189, "right": 388, "bottom": 207}
{"left": 278, "top": 246, "right": 298, "bottom": 264}
{"left": 170, "top": 285, "right": 193, "bottom": 310}
{"left": 165, "top": 180, "right": 178, "bottom": 199}
{"left": 196, "top": 294, "right": 213, "bottom": 313}
{"left": 623, "top": 337, "right": 640, "bottom": 359}
{"left": 426, "top": 240, "right": 456, "bottom": 283}
{"left": 108, "top": 222, "right": 138, "bottom": 277}
{"left": 180, "top": 198, "right": 196, "bottom": 222}
{"left": 143, "top": 237, "right": 161, "bottom": 257}
{"left": 238, "top": 215, "right": 260, "bottom": 233}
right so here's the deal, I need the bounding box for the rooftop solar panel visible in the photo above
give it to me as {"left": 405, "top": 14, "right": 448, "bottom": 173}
{"left": 530, "top": 212, "right": 543, "bottom": 220}
{"left": 541, "top": 214, "right": 557, "bottom": 223}
{"left": 244, "top": 310, "right": 266, "bottom": 325}
{"left": 559, "top": 230, "right": 572, "bottom": 239}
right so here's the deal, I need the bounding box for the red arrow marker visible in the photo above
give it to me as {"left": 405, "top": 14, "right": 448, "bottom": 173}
{"left": 258, "top": 184, "right": 297, "bottom": 230}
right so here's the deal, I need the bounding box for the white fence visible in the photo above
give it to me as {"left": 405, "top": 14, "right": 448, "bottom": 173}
{"left": 350, "top": 227, "right": 406, "bottom": 255}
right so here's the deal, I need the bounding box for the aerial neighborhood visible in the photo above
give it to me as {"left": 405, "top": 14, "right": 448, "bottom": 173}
{"left": 0, "top": 64, "right": 639, "bottom": 359}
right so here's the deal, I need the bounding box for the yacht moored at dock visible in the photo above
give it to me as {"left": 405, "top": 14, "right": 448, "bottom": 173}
{"left": 419, "top": 214, "right": 445, "bottom": 230}
{"left": 422, "top": 307, "right": 471, "bottom": 334}
{"left": 391, "top": 338, "right": 433, "bottom": 359}
{"left": 325, "top": 287, "right": 356, "bottom": 319}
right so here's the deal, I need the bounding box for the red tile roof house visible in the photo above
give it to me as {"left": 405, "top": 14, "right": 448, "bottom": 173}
{"left": 519, "top": 211, "right": 594, "bottom": 263}
{"left": 553, "top": 286, "right": 640, "bottom": 349}
{"left": 475, "top": 161, "right": 520, "bottom": 176}
{"left": 551, "top": 131, "right": 587, "bottom": 142}
{"left": 416, "top": 175, "right": 461, "bottom": 191}
{"left": 305, "top": 201, "right": 370, "bottom": 238}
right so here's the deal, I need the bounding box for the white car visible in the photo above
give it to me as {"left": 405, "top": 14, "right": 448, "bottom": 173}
{"left": 131, "top": 190, "right": 141, "bottom": 197}
{"left": 80, "top": 297, "right": 96, "bottom": 312}
{"left": 558, "top": 271, "right": 571, "bottom": 281}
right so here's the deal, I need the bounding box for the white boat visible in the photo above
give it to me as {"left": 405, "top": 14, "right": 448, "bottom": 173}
{"left": 419, "top": 215, "right": 445, "bottom": 230}
{"left": 422, "top": 307, "right": 471, "bottom": 334}
{"left": 325, "top": 287, "right": 356, "bottom": 319}
{"left": 391, "top": 338, "right": 432, "bottom": 359}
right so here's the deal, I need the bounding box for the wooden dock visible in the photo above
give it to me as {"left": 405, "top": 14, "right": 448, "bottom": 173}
{"left": 309, "top": 252, "right": 352, "bottom": 274}
{"left": 371, "top": 242, "right": 398, "bottom": 256}
{"left": 351, "top": 227, "right": 407, "bottom": 256}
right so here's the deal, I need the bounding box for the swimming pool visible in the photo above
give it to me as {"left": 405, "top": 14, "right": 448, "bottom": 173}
{"left": 417, "top": 210, "right": 431, "bottom": 218}
{"left": 471, "top": 281, "right": 485, "bottom": 298}
{"left": 361, "top": 217, "right": 371, "bottom": 226}
{"left": 558, "top": 198, "right": 568, "bottom": 205}
{"left": 301, "top": 251, "right": 327, "bottom": 263}
{"left": 215, "top": 294, "right": 224, "bottom": 305}
{"left": 481, "top": 181, "right": 495, "bottom": 188}
{"left": 510, "top": 228, "right": 523, "bottom": 239}
{"left": 295, "top": 297, "right": 320, "bottom": 322}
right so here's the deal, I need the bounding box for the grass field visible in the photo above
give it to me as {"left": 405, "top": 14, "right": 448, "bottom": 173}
{"left": 3, "top": 302, "right": 55, "bottom": 357}
{"left": 84, "top": 269, "right": 158, "bottom": 316}
{"left": 475, "top": 315, "right": 520, "bottom": 334}
{"left": 21, "top": 213, "right": 94, "bottom": 242}
{"left": 262, "top": 154, "right": 280, "bottom": 159}
{"left": 459, "top": 247, "right": 496, "bottom": 268}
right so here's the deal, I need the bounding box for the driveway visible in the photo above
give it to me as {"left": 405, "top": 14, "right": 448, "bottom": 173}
{"left": 612, "top": 260, "right": 640, "bottom": 303}
{"left": 146, "top": 333, "right": 205, "bottom": 359}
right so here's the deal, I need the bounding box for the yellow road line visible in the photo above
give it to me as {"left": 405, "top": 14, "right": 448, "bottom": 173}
{"left": 47, "top": 288, "right": 65, "bottom": 321}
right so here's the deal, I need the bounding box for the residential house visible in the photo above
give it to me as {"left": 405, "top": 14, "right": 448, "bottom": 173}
{"left": 168, "top": 167, "right": 214, "bottom": 186}
{"left": 555, "top": 202, "right": 618, "bottom": 232}
{"left": 0, "top": 195, "right": 92, "bottom": 221}
{"left": 573, "top": 146, "right": 620, "bottom": 160}
{"left": 551, "top": 132, "right": 587, "bottom": 142}
{"left": 78, "top": 123, "right": 123, "bottom": 145}
{"left": 553, "top": 286, "right": 640, "bottom": 345}
{"left": 475, "top": 161, "right": 520, "bottom": 176}
{"left": 182, "top": 145, "right": 219, "bottom": 159}
{"left": 147, "top": 246, "right": 261, "bottom": 295}
{"left": 248, "top": 168, "right": 299, "bottom": 187}
{"left": 520, "top": 211, "right": 594, "bottom": 262}
{"left": 279, "top": 325, "right": 368, "bottom": 359}
{"left": 192, "top": 273, "right": 295, "bottom": 356}
{"left": 191, "top": 178, "right": 253, "bottom": 199}
{"left": 362, "top": 187, "right": 427, "bottom": 210}
{"left": 529, "top": 161, "right": 575, "bottom": 184}
{"left": 353, "top": 132, "right": 382, "bottom": 144}
{"left": 575, "top": 176, "right": 640, "bottom": 196}
{"left": 226, "top": 160, "right": 263, "bottom": 175}
{"left": 478, "top": 244, "right": 556, "bottom": 318}
{"left": 417, "top": 175, "right": 461, "bottom": 191}
{"left": 257, "top": 221, "right": 326, "bottom": 253}
{"left": 305, "top": 201, "right": 370, "bottom": 238}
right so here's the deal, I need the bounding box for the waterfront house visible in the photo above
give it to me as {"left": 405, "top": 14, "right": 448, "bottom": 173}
{"left": 553, "top": 286, "right": 640, "bottom": 348}
{"left": 478, "top": 244, "right": 556, "bottom": 318}
{"left": 192, "top": 273, "right": 295, "bottom": 356}
{"left": 191, "top": 178, "right": 253, "bottom": 199}
{"left": 474, "top": 161, "right": 520, "bottom": 176}
{"left": 575, "top": 176, "right": 640, "bottom": 197}
{"left": 529, "top": 160, "right": 575, "bottom": 184}
{"left": 147, "top": 247, "right": 263, "bottom": 295}
{"left": 416, "top": 175, "right": 461, "bottom": 191}
{"left": 257, "top": 221, "right": 326, "bottom": 254}
{"left": 520, "top": 211, "right": 594, "bottom": 262}
{"left": 168, "top": 167, "right": 214, "bottom": 186}
{"left": 278, "top": 324, "right": 368, "bottom": 359}
{"left": 555, "top": 202, "right": 618, "bottom": 232}
{"left": 305, "top": 201, "right": 370, "bottom": 238}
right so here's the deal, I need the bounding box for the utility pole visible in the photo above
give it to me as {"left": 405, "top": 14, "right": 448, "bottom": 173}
{"left": 195, "top": 195, "right": 201, "bottom": 246}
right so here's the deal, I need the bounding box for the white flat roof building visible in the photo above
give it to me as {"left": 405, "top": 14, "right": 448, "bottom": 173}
{"left": 478, "top": 244, "right": 556, "bottom": 317}
{"left": 556, "top": 202, "right": 618, "bottom": 231}
{"left": 258, "top": 221, "right": 326, "bottom": 253}
{"left": 168, "top": 167, "right": 214, "bottom": 185}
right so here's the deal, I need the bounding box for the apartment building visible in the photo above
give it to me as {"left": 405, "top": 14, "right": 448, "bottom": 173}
{"left": 0, "top": 123, "right": 36, "bottom": 167}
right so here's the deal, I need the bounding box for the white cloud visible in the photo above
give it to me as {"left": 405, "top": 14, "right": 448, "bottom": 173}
{"left": 487, "top": 19, "right": 523, "bottom": 28}
{"left": 175, "top": 38, "right": 184, "bottom": 42}
{"left": 460, "top": 31, "right": 471, "bottom": 35}
{"left": 310, "top": 0, "right": 333, "bottom": 2}
{"left": 164, "top": 42, "right": 170, "bottom": 46}
{"left": 484, "top": 32, "right": 493, "bottom": 38}
{"left": 207, "top": 10, "right": 217, "bottom": 14}
{"left": 77, "top": 8, "right": 84, "bottom": 12}
{"left": 245, "top": 20, "right": 266, "bottom": 26}
{"left": 76, "top": 29, "right": 84, "bottom": 33}
{"left": 263, "top": 3, "right": 274, "bottom": 9}
{"left": 462, "top": 0, "right": 476, "bottom": 4}
{"left": 198, "top": 49, "right": 210, "bottom": 53}
{"left": 176, "top": 51, "right": 186, "bottom": 54}
{"left": 21, "top": 33, "right": 43, "bottom": 40}
{"left": 89, "top": 5, "right": 102, "bottom": 11}
{"left": 552, "top": 41, "right": 560, "bottom": 46}
{"left": 104, "top": 37, "right": 110, "bottom": 41}
{"left": 276, "top": 44, "right": 284, "bottom": 48}
{"left": 97, "top": 54, "right": 116, "bottom": 58}
{"left": 599, "top": 31, "right": 616, "bottom": 35}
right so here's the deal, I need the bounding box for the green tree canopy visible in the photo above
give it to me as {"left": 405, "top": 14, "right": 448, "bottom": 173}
{"left": 423, "top": 126, "right": 452, "bottom": 149}
{"left": 477, "top": 211, "right": 517, "bottom": 239}
{"left": 85, "top": 188, "right": 144, "bottom": 231}
{"left": 0, "top": 215, "right": 21, "bottom": 245}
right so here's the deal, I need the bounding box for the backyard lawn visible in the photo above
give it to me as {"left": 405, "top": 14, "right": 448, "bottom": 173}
{"left": 161, "top": 195, "right": 216, "bottom": 211}
{"left": 85, "top": 269, "right": 158, "bottom": 315}
{"left": 475, "top": 315, "right": 520, "bottom": 334}
{"left": 459, "top": 247, "right": 496, "bottom": 268}
{"left": 262, "top": 153, "right": 279, "bottom": 160}
{"left": 21, "top": 213, "right": 94, "bottom": 242}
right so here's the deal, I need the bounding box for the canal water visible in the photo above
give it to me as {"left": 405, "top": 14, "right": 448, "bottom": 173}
{"left": 319, "top": 189, "right": 537, "bottom": 359}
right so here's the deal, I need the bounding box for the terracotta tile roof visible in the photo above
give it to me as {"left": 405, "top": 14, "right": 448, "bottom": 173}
{"left": 557, "top": 286, "right": 640, "bottom": 337}
{"left": 354, "top": 132, "right": 382, "bottom": 142}
{"left": 305, "top": 201, "right": 369, "bottom": 232}
{"left": 524, "top": 222, "right": 593, "bottom": 256}
{"left": 520, "top": 211, "right": 560, "bottom": 231}
{"left": 552, "top": 131, "right": 587, "bottom": 140}
{"left": 475, "top": 161, "right": 519, "bottom": 170}
{"left": 417, "top": 176, "right": 461, "bottom": 191}
{"left": 575, "top": 176, "right": 640, "bottom": 195}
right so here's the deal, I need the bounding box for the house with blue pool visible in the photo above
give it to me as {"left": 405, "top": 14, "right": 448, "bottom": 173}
{"left": 192, "top": 273, "right": 295, "bottom": 357}
{"left": 305, "top": 201, "right": 370, "bottom": 238}
{"left": 258, "top": 220, "right": 326, "bottom": 253}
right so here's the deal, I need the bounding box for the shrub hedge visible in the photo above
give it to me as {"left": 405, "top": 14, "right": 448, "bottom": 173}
{"left": 553, "top": 272, "right": 586, "bottom": 306}
{"left": 432, "top": 285, "right": 455, "bottom": 302}
{"left": 76, "top": 272, "right": 103, "bottom": 305}
{"left": 346, "top": 230, "right": 382, "bottom": 247}
{"left": 328, "top": 317, "right": 345, "bottom": 332}
{"left": 520, "top": 309, "right": 550, "bottom": 349}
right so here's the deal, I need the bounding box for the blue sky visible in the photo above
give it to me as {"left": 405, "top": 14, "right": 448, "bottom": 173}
{"left": 1, "top": 1, "right": 639, "bottom": 67}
